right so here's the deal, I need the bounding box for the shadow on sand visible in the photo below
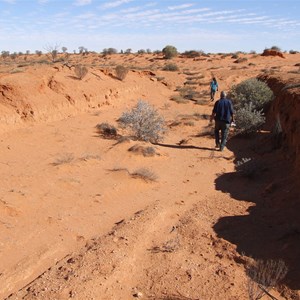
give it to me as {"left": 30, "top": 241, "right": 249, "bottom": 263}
{"left": 213, "top": 132, "right": 300, "bottom": 290}
{"left": 152, "top": 142, "right": 214, "bottom": 151}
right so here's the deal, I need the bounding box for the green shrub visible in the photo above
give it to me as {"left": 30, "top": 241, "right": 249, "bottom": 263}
{"left": 182, "top": 50, "right": 201, "bottom": 58}
{"left": 115, "top": 65, "right": 128, "bottom": 80}
{"left": 235, "top": 103, "right": 265, "bottom": 134}
{"left": 289, "top": 49, "right": 298, "bottom": 54}
{"left": 118, "top": 100, "right": 166, "bottom": 142}
{"left": 229, "top": 78, "right": 273, "bottom": 110}
{"left": 162, "top": 45, "right": 178, "bottom": 59}
{"left": 102, "top": 48, "right": 118, "bottom": 55}
{"left": 270, "top": 45, "right": 281, "bottom": 52}
{"left": 229, "top": 78, "right": 271, "bottom": 134}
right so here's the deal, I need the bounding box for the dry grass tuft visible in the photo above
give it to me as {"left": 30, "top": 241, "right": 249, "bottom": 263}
{"left": 246, "top": 259, "right": 288, "bottom": 300}
{"left": 170, "top": 95, "right": 189, "bottom": 104}
{"left": 149, "top": 236, "right": 180, "bottom": 253}
{"left": 128, "top": 144, "right": 157, "bottom": 157}
{"left": 79, "top": 154, "right": 101, "bottom": 161}
{"left": 115, "top": 65, "right": 129, "bottom": 80}
{"left": 74, "top": 65, "right": 88, "bottom": 80}
{"left": 109, "top": 167, "right": 157, "bottom": 182}
{"left": 95, "top": 122, "right": 118, "bottom": 138}
{"left": 52, "top": 153, "right": 74, "bottom": 166}
{"left": 131, "top": 168, "right": 158, "bottom": 182}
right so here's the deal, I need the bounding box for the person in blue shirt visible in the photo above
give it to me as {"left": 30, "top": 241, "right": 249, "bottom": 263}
{"left": 210, "top": 77, "right": 218, "bottom": 101}
{"left": 210, "top": 91, "right": 234, "bottom": 151}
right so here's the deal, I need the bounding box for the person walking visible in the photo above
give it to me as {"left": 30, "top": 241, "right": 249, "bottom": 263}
{"left": 210, "top": 77, "right": 218, "bottom": 101}
{"left": 210, "top": 91, "right": 234, "bottom": 151}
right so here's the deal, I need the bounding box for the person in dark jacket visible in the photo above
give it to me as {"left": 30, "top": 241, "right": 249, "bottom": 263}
{"left": 210, "top": 91, "right": 234, "bottom": 151}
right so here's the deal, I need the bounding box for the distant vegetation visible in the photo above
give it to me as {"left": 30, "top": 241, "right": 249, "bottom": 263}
{"left": 45, "top": 44, "right": 60, "bottom": 62}
{"left": 181, "top": 50, "right": 203, "bottom": 58}
{"left": 162, "top": 45, "right": 178, "bottom": 59}
{"left": 102, "top": 47, "right": 118, "bottom": 55}
{"left": 270, "top": 45, "right": 281, "bottom": 52}
{"left": 1, "top": 44, "right": 299, "bottom": 61}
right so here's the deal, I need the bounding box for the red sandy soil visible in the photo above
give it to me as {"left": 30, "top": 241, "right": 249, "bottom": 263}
{"left": 0, "top": 52, "right": 299, "bottom": 300}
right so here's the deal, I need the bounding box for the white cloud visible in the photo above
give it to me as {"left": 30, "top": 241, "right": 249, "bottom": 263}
{"left": 38, "top": 0, "right": 49, "bottom": 4}
{"left": 168, "top": 4, "right": 194, "bottom": 10}
{"left": 101, "top": 0, "right": 134, "bottom": 9}
{"left": 74, "top": 0, "right": 92, "bottom": 6}
{"left": 120, "top": 6, "right": 142, "bottom": 13}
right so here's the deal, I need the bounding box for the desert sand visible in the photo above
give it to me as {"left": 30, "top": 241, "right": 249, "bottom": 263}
{"left": 0, "top": 52, "right": 299, "bottom": 299}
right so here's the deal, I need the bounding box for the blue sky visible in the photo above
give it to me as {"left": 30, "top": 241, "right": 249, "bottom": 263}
{"left": 0, "top": 0, "right": 299, "bottom": 53}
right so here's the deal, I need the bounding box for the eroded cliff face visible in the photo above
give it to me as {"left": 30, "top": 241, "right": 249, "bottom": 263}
{"left": 259, "top": 74, "right": 300, "bottom": 169}
{"left": 0, "top": 64, "right": 170, "bottom": 134}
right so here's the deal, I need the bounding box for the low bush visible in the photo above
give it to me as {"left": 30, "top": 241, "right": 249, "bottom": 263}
{"left": 182, "top": 50, "right": 201, "bottom": 58}
{"left": 118, "top": 100, "right": 166, "bottom": 142}
{"left": 95, "top": 122, "right": 118, "bottom": 138}
{"left": 235, "top": 103, "right": 265, "bottom": 134}
{"left": 162, "top": 63, "right": 179, "bottom": 71}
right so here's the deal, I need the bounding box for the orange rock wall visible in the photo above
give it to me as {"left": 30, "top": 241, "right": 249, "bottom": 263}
{"left": 260, "top": 74, "right": 300, "bottom": 168}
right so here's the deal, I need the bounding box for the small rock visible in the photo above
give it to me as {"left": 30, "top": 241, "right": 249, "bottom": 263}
{"left": 133, "top": 291, "right": 143, "bottom": 298}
